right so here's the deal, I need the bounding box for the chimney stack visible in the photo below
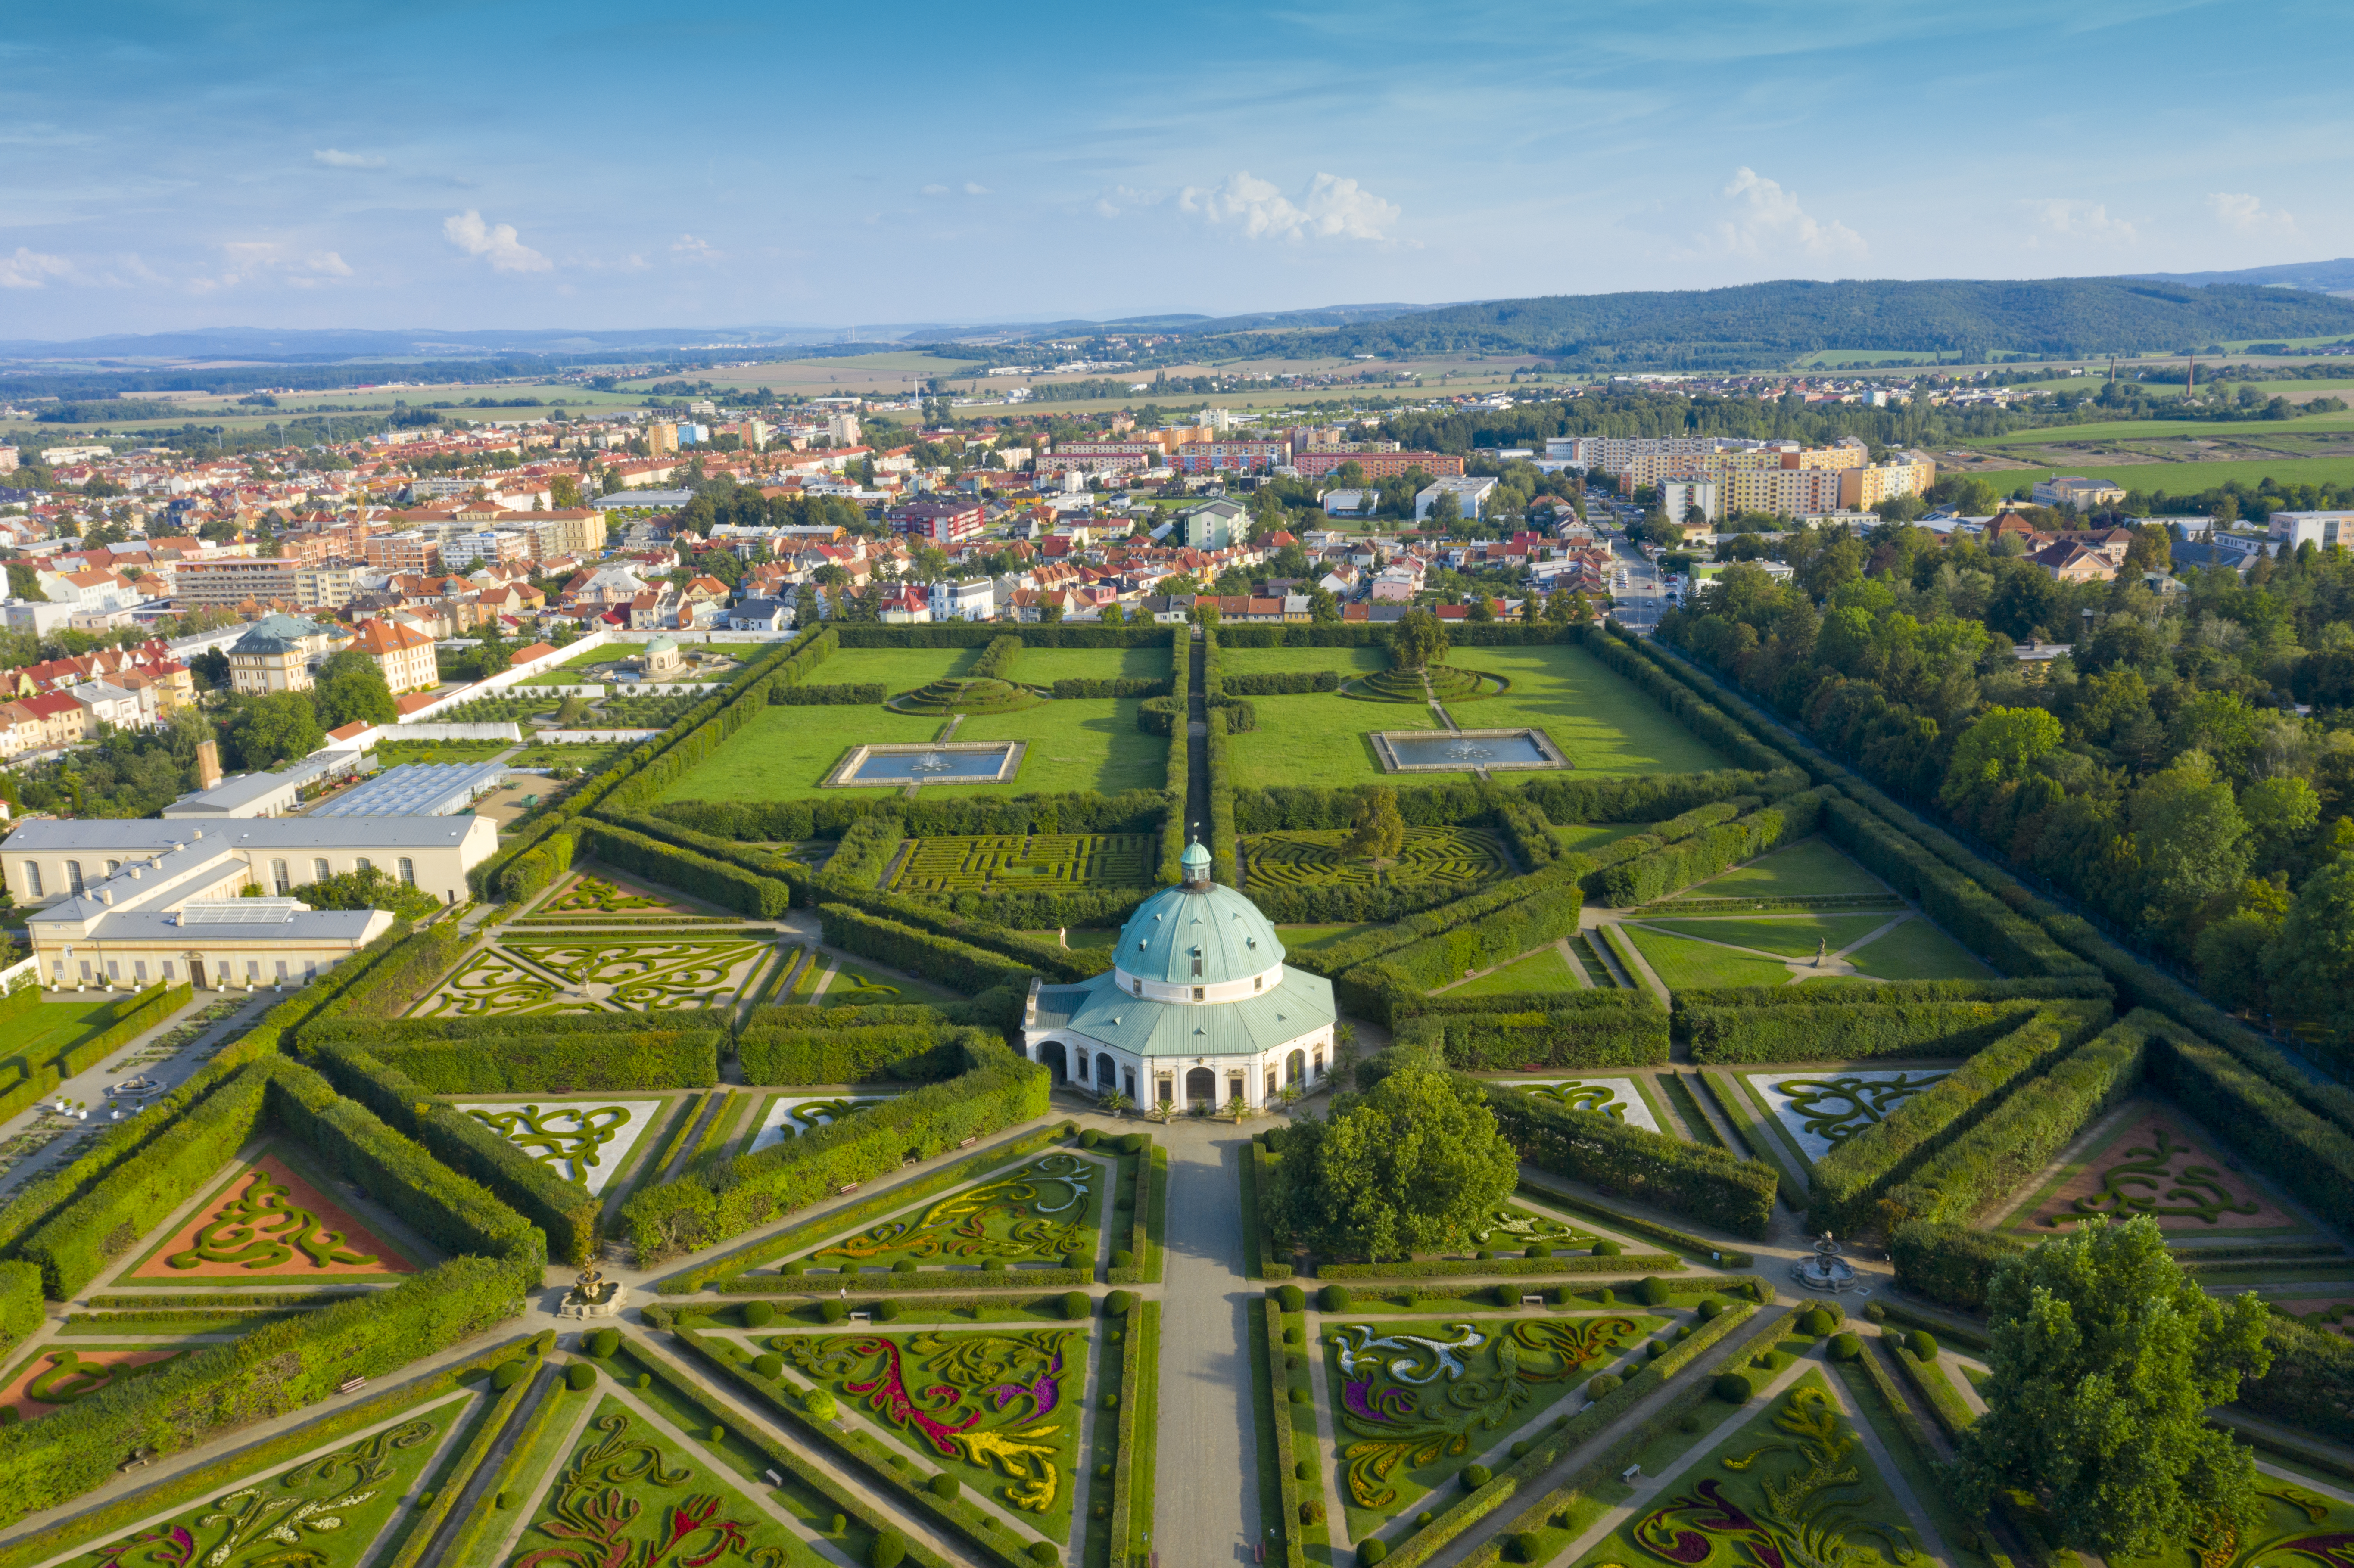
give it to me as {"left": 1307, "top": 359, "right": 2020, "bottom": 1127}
{"left": 196, "top": 739, "right": 222, "bottom": 791}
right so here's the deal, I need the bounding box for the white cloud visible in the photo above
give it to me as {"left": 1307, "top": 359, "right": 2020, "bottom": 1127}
{"left": 442, "top": 209, "right": 551, "bottom": 273}
{"left": 921, "top": 183, "right": 949, "bottom": 196}
{"left": 311, "top": 148, "right": 383, "bottom": 169}
{"left": 1091, "top": 185, "right": 1160, "bottom": 219}
{"left": 671, "top": 233, "right": 718, "bottom": 263}
{"left": 189, "top": 243, "right": 354, "bottom": 294}
{"left": 963, "top": 181, "right": 989, "bottom": 196}
{"left": 921, "top": 181, "right": 990, "bottom": 198}
{"left": 1177, "top": 171, "right": 1400, "bottom": 243}
{"left": 1712, "top": 168, "right": 1865, "bottom": 259}
{"left": 2024, "top": 198, "right": 2137, "bottom": 246}
{"left": 2208, "top": 192, "right": 2296, "bottom": 234}
{"left": 0, "top": 247, "right": 74, "bottom": 288}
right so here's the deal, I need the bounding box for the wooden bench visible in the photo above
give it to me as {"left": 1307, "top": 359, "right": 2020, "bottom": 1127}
{"left": 847, "top": 1310, "right": 872, "bottom": 1326}
{"left": 1520, "top": 1294, "right": 1545, "bottom": 1308}
{"left": 337, "top": 1376, "right": 367, "bottom": 1394}
{"left": 120, "top": 1448, "right": 156, "bottom": 1473}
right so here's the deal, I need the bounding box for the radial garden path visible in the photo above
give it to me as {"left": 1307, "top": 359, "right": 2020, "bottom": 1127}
{"left": 1154, "top": 1119, "right": 1263, "bottom": 1568}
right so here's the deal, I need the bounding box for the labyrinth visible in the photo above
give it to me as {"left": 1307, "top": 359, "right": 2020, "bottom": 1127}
{"left": 411, "top": 935, "right": 773, "bottom": 1017}
{"left": 1242, "top": 825, "right": 1510, "bottom": 893}
{"left": 888, "top": 832, "right": 1158, "bottom": 893}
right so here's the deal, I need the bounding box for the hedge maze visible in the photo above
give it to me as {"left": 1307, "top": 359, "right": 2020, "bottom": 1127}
{"left": 891, "top": 834, "right": 1159, "bottom": 894}
{"left": 1242, "top": 826, "right": 1510, "bottom": 895}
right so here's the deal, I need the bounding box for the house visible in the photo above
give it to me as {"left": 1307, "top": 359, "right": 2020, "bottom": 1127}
{"left": 2028, "top": 541, "right": 2117, "bottom": 583}
{"left": 349, "top": 617, "right": 439, "bottom": 695}
{"left": 227, "top": 614, "right": 346, "bottom": 696}
{"left": 1413, "top": 476, "right": 1498, "bottom": 523}
{"left": 68, "top": 680, "right": 146, "bottom": 731}
{"left": 727, "top": 598, "right": 789, "bottom": 631}
{"left": 2032, "top": 476, "right": 2127, "bottom": 512}
{"left": 928, "top": 578, "right": 995, "bottom": 622}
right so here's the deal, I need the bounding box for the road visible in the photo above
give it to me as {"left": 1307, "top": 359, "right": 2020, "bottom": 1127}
{"left": 1606, "top": 534, "right": 1670, "bottom": 635}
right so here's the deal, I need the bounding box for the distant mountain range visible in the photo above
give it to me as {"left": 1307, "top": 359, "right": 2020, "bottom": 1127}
{"left": 2127, "top": 258, "right": 2354, "bottom": 293}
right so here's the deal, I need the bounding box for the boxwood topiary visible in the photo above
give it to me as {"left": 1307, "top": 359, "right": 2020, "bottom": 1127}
{"left": 1120, "top": 1132, "right": 1146, "bottom": 1154}
{"left": 875, "top": 1300, "right": 900, "bottom": 1322}
{"left": 983, "top": 1257, "right": 1007, "bottom": 1272}
{"left": 1593, "top": 1240, "right": 1621, "bottom": 1257}
{"left": 871, "top": 1529, "right": 906, "bottom": 1568}
{"left": 1714, "top": 1372, "right": 1753, "bottom": 1403}
{"left": 492, "top": 1360, "right": 529, "bottom": 1390}
{"left": 1524, "top": 1244, "right": 1552, "bottom": 1260}
{"left": 1106, "top": 1290, "right": 1135, "bottom": 1316}
{"left": 1828, "top": 1332, "right": 1862, "bottom": 1362}
{"left": 1798, "top": 1306, "right": 1836, "bottom": 1337}
{"left": 1111, "top": 1249, "right": 1134, "bottom": 1269}
{"left": 1064, "top": 1291, "right": 1092, "bottom": 1320}
{"left": 1322, "top": 1284, "right": 1353, "bottom": 1312}
{"left": 587, "top": 1328, "right": 620, "bottom": 1357}
{"left": 1063, "top": 1251, "right": 1089, "bottom": 1272}
{"left": 892, "top": 1259, "right": 919, "bottom": 1274}
{"left": 1358, "top": 1541, "right": 1387, "bottom": 1567}
{"left": 820, "top": 1299, "right": 847, "bottom": 1322}
{"left": 1908, "top": 1329, "right": 1939, "bottom": 1361}
{"left": 1276, "top": 1283, "right": 1305, "bottom": 1312}
{"left": 1296, "top": 1459, "right": 1314, "bottom": 1481}
{"left": 1028, "top": 1543, "right": 1058, "bottom": 1565}
{"left": 743, "top": 1301, "right": 775, "bottom": 1328}
{"left": 1586, "top": 1373, "right": 1622, "bottom": 1398}
{"left": 1696, "top": 1297, "right": 1723, "bottom": 1320}
{"left": 930, "top": 1473, "right": 960, "bottom": 1501}
{"left": 565, "top": 1361, "right": 596, "bottom": 1391}
{"left": 754, "top": 1353, "right": 784, "bottom": 1378}
{"left": 1463, "top": 1464, "right": 1492, "bottom": 1490}
{"left": 1510, "top": 1531, "right": 1544, "bottom": 1563}
{"left": 1289, "top": 1387, "right": 1308, "bottom": 1404}
{"left": 1080, "top": 1128, "right": 1101, "bottom": 1148}
{"left": 806, "top": 1388, "right": 838, "bottom": 1421}
{"left": 1638, "top": 1276, "right": 1671, "bottom": 1307}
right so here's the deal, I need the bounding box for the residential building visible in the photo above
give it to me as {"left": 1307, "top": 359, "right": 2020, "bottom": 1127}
{"left": 928, "top": 578, "right": 995, "bottom": 621}
{"left": 1171, "top": 440, "right": 1291, "bottom": 476}
{"left": 727, "top": 598, "right": 789, "bottom": 631}
{"left": 349, "top": 617, "right": 438, "bottom": 695}
{"left": 1291, "top": 450, "right": 1466, "bottom": 481}
{"left": 1840, "top": 454, "right": 1938, "bottom": 510}
{"left": 2032, "top": 475, "right": 2127, "bottom": 511}
{"left": 68, "top": 680, "right": 145, "bottom": 731}
{"left": 364, "top": 531, "right": 441, "bottom": 575}
{"left": 892, "top": 500, "right": 986, "bottom": 546}
{"left": 2269, "top": 512, "right": 2354, "bottom": 550}
{"left": 1178, "top": 499, "right": 1246, "bottom": 551}
{"left": 177, "top": 557, "right": 302, "bottom": 609}
{"left": 227, "top": 613, "right": 344, "bottom": 695}
{"left": 1413, "top": 476, "right": 1498, "bottom": 523}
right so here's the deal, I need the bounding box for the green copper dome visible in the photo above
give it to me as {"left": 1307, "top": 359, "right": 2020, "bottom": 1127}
{"left": 1114, "top": 856, "right": 1287, "bottom": 989}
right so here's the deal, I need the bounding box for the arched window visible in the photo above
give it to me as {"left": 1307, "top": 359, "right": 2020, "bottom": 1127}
{"left": 65, "top": 861, "right": 84, "bottom": 894}
{"left": 22, "top": 862, "right": 41, "bottom": 898}
{"left": 314, "top": 858, "right": 330, "bottom": 882}
{"left": 397, "top": 857, "right": 416, "bottom": 886}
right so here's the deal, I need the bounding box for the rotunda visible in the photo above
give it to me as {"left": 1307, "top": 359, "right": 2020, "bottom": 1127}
{"left": 1020, "top": 840, "right": 1338, "bottom": 1112}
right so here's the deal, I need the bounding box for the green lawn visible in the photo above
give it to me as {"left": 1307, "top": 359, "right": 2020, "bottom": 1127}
{"left": 11, "top": 996, "right": 134, "bottom": 1067}
{"left": 1622, "top": 925, "right": 1791, "bottom": 991}
{"left": 512, "top": 642, "right": 651, "bottom": 684}
{"left": 1445, "top": 945, "right": 1584, "bottom": 996}
{"left": 1552, "top": 821, "right": 1654, "bottom": 855}
{"left": 1276, "top": 923, "right": 1382, "bottom": 952}
{"left": 820, "top": 955, "right": 954, "bottom": 1006}
{"left": 1012, "top": 643, "right": 1176, "bottom": 683}
{"left": 1226, "top": 643, "right": 1728, "bottom": 790}
{"left": 1971, "top": 454, "right": 2354, "bottom": 495}
{"left": 1639, "top": 913, "right": 1899, "bottom": 959}
{"left": 659, "top": 696, "right": 1163, "bottom": 801}
{"left": 807, "top": 647, "right": 974, "bottom": 691}
{"left": 1973, "top": 410, "right": 2354, "bottom": 445}
{"left": 1681, "top": 837, "right": 1890, "bottom": 899}
{"left": 1217, "top": 644, "right": 1389, "bottom": 676}
{"left": 1846, "top": 919, "right": 1996, "bottom": 980}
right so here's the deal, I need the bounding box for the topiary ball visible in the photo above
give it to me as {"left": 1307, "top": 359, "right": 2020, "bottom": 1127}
{"left": 1510, "top": 1531, "right": 1543, "bottom": 1563}
{"left": 1296, "top": 1459, "right": 1314, "bottom": 1481}
{"left": 1322, "top": 1285, "right": 1353, "bottom": 1313}
{"left": 930, "top": 1472, "right": 960, "bottom": 1501}
{"left": 1106, "top": 1290, "right": 1135, "bottom": 1317}
{"left": 829, "top": 1514, "right": 847, "bottom": 1535}
{"left": 820, "top": 1300, "right": 847, "bottom": 1323}
{"left": 1908, "top": 1329, "right": 1939, "bottom": 1362}
{"left": 1592, "top": 1288, "right": 1615, "bottom": 1307}
{"left": 892, "top": 1259, "right": 919, "bottom": 1274}
{"left": 565, "top": 1361, "right": 595, "bottom": 1391}
{"left": 1111, "top": 1250, "right": 1134, "bottom": 1269}
{"left": 1028, "top": 1542, "right": 1059, "bottom": 1566}
{"left": 1638, "top": 1276, "right": 1671, "bottom": 1307}
{"left": 754, "top": 1353, "right": 784, "bottom": 1379}
{"left": 1080, "top": 1128, "right": 1101, "bottom": 1148}
{"left": 1494, "top": 1285, "right": 1519, "bottom": 1309}
{"left": 1714, "top": 1372, "right": 1753, "bottom": 1404}
{"left": 1864, "top": 1301, "right": 1887, "bottom": 1323}
{"left": 1525, "top": 1244, "right": 1551, "bottom": 1260}
{"left": 709, "top": 1424, "right": 726, "bottom": 1443}
{"left": 875, "top": 1300, "right": 901, "bottom": 1323}
{"left": 1289, "top": 1387, "right": 1308, "bottom": 1404}
{"left": 1284, "top": 1324, "right": 1304, "bottom": 1346}
{"left": 1586, "top": 1373, "right": 1622, "bottom": 1399}
{"left": 1644, "top": 1339, "right": 1666, "bottom": 1360}
{"left": 492, "top": 1360, "right": 527, "bottom": 1391}
{"left": 586, "top": 1328, "right": 620, "bottom": 1358}
{"left": 1120, "top": 1132, "right": 1146, "bottom": 1154}
{"left": 804, "top": 1387, "right": 839, "bottom": 1421}
{"left": 1063, "top": 1292, "right": 1092, "bottom": 1321}
{"left": 1476, "top": 1249, "right": 1495, "bottom": 1261}
{"left": 1276, "top": 1284, "right": 1305, "bottom": 1313}
{"left": 743, "top": 1302, "right": 775, "bottom": 1328}
{"left": 635, "top": 1372, "right": 651, "bottom": 1391}
{"left": 1063, "top": 1251, "right": 1090, "bottom": 1272}
{"left": 1593, "top": 1240, "right": 1622, "bottom": 1257}
{"left": 1463, "top": 1464, "right": 1492, "bottom": 1490}
{"left": 983, "top": 1258, "right": 1007, "bottom": 1273}
{"left": 1509, "top": 1439, "right": 1531, "bottom": 1459}
{"left": 783, "top": 1260, "right": 810, "bottom": 1277}
{"left": 1798, "top": 1306, "right": 1836, "bottom": 1338}
{"left": 1828, "top": 1332, "right": 1862, "bottom": 1362}
{"left": 1358, "top": 1539, "right": 1388, "bottom": 1566}
{"left": 870, "top": 1529, "right": 907, "bottom": 1568}
{"left": 1696, "top": 1298, "right": 1723, "bottom": 1321}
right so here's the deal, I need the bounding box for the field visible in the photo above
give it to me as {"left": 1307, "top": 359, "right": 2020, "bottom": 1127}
{"left": 1225, "top": 642, "right": 1728, "bottom": 790}
{"left": 1218, "top": 644, "right": 1389, "bottom": 677}
{"left": 1621, "top": 906, "right": 1990, "bottom": 991}
{"left": 1622, "top": 925, "right": 1791, "bottom": 990}
{"left": 1010, "top": 642, "right": 1175, "bottom": 684}
{"left": 660, "top": 696, "right": 1164, "bottom": 801}
{"left": 1961, "top": 452, "right": 2354, "bottom": 495}
{"left": 1971, "top": 410, "right": 2354, "bottom": 445}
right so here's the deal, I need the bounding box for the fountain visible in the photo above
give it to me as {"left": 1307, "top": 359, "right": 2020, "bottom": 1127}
{"left": 564, "top": 1261, "right": 628, "bottom": 1320}
{"left": 1790, "top": 1232, "right": 1865, "bottom": 1294}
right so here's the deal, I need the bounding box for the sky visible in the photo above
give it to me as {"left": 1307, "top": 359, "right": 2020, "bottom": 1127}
{"left": 1, "top": 0, "right": 2348, "bottom": 343}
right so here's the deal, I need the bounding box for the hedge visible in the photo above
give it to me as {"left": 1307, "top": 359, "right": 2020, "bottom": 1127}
{"left": 1261, "top": 1296, "right": 1306, "bottom": 1568}
{"left": 1322, "top": 867, "right": 1588, "bottom": 1024}
{"left": 1390, "top": 993, "right": 1669, "bottom": 1069}
{"left": 0, "top": 1258, "right": 526, "bottom": 1530}
{"left": 1232, "top": 768, "right": 1785, "bottom": 836}
{"left": 822, "top": 813, "right": 906, "bottom": 892}
{"left": 1672, "top": 975, "right": 2112, "bottom": 1011}
{"left": 2145, "top": 1027, "right": 2354, "bottom": 1238}
{"left": 740, "top": 1025, "right": 988, "bottom": 1086}
{"left": 1053, "top": 675, "right": 1172, "bottom": 698}
{"left": 578, "top": 819, "right": 793, "bottom": 918}
{"left": 0, "top": 1263, "right": 38, "bottom": 1355}
{"left": 1876, "top": 1011, "right": 2164, "bottom": 1232}
{"left": 497, "top": 824, "right": 578, "bottom": 904}
{"left": 327, "top": 1025, "right": 720, "bottom": 1092}
{"left": 1480, "top": 1082, "right": 1777, "bottom": 1240}
{"left": 1807, "top": 1000, "right": 2112, "bottom": 1233}
{"left": 1594, "top": 790, "right": 1825, "bottom": 907}
{"left": 306, "top": 919, "right": 470, "bottom": 1024}
{"left": 2244, "top": 1316, "right": 2354, "bottom": 1445}
{"left": 1207, "top": 706, "right": 1239, "bottom": 887}
{"left": 772, "top": 682, "right": 888, "bottom": 705}
{"left": 1225, "top": 669, "right": 1340, "bottom": 695}
{"left": 1488, "top": 793, "right": 1556, "bottom": 871}
{"left": 1679, "top": 995, "right": 2065, "bottom": 1065}
{"left": 309, "top": 1042, "right": 603, "bottom": 1264}
{"left": 622, "top": 1037, "right": 1049, "bottom": 1264}
{"left": 1314, "top": 1252, "right": 1682, "bottom": 1281}
{"left": 648, "top": 788, "right": 1166, "bottom": 842}
{"left": 816, "top": 903, "right": 1037, "bottom": 998}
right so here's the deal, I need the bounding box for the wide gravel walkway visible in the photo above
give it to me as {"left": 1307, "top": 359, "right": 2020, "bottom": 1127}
{"left": 1152, "top": 1120, "right": 1261, "bottom": 1568}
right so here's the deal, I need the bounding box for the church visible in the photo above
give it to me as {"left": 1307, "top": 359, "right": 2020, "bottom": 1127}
{"left": 1021, "top": 841, "right": 1338, "bottom": 1112}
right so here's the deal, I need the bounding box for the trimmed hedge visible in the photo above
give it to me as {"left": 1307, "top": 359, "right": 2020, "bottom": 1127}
{"left": 622, "top": 1037, "right": 1049, "bottom": 1264}
{"left": 1575, "top": 625, "right": 1787, "bottom": 773}
{"left": 1391, "top": 993, "right": 1669, "bottom": 1069}
{"left": 772, "top": 682, "right": 888, "bottom": 705}
{"left": 650, "top": 788, "right": 1167, "bottom": 842}
{"left": 1807, "top": 1000, "right": 2111, "bottom": 1233}
{"left": 1225, "top": 669, "right": 1341, "bottom": 696}
{"left": 1876, "top": 1011, "right": 2164, "bottom": 1232}
{"left": 2245, "top": 1316, "right": 2354, "bottom": 1445}
{"left": 1314, "top": 1253, "right": 1681, "bottom": 1281}
{"left": 1594, "top": 790, "right": 1825, "bottom": 907}
{"left": 740, "top": 1025, "right": 985, "bottom": 1086}
{"left": 0, "top": 1262, "right": 40, "bottom": 1354}
{"left": 816, "top": 903, "right": 1036, "bottom": 998}
{"left": 314, "top": 1025, "right": 722, "bottom": 1091}
{"left": 1327, "top": 872, "right": 1588, "bottom": 1024}
{"left": 1052, "top": 675, "right": 1172, "bottom": 698}
{"left": 1480, "top": 1082, "right": 1777, "bottom": 1240}
{"left": 1232, "top": 768, "right": 1787, "bottom": 836}
{"left": 2145, "top": 1026, "right": 2354, "bottom": 1238}
{"left": 579, "top": 819, "right": 793, "bottom": 918}
{"left": 1679, "top": 996, "right": 2064, "bottom": 1065}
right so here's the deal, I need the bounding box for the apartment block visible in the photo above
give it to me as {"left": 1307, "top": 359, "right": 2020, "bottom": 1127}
{"left": 1291, "top": 450, "right": 1467, "bottom": 481}
{"left": 177, "top": 557, "right": 302, "bottom": 608}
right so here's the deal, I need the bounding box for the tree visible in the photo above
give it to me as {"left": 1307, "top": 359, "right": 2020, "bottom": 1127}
{"left": 1466, "top": 595, "right": 1495, "bottom": 623}
{"left": 1938, "top": 706, "right": 2064, "bottom": 808}
{"left": 1100, "top": 600, "right": 1126, "bottom": 627}
{"left": 1307, "top": 586, "right": 1341, "bottom": 624}
{"left": 228, "top": 692, "right": 323, "bottom": 770}
{"left": 1269, "top": 1070, "right": 1518, "bottom": 1261}
{"left": 2131, "top": 755, "right": 2251, "bottom": 929}
{"left": 311, "top": 650, "right": 396, "bottom": 730}
{"left": 1948, "top": 1216, "right": 2270, "bottom": 1558}
{"left": 1192, "top": 599, "right": 1220, "bottom": 627}
{"left": 2266, "top": 858, "right": 2354, "bottom": 1030}
{"left": 1038, "top": 595, "right": 1064, "bottom": 624}
{"left": 291, "top": 865, "right": 442, "bottom": 922}
{"left": 1388, "top": 608, "right": 1449, "bottom": 671}
{"left": 1345, "top": 786, "right": 1405, "bottom": 862}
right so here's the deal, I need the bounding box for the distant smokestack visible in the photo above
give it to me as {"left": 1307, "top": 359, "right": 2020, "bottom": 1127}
{"left": 196, "top": 739, "right": 222, "bottom": 791}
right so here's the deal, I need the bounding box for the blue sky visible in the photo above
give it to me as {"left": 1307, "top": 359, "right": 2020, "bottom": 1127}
{"left": 1, "top": 0, "right": 2347, "bottom": 341}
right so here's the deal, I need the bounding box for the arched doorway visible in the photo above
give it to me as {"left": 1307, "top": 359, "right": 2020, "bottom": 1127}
{"left": 1039, "top": 1042, "right": 1068, "bottom": 1084}
{"left": 1185, "top": 1067, "right": 1216, "bottom": 1107}
{"left": 1286, "top": 1049, "right": 1306, "bottom": 1086}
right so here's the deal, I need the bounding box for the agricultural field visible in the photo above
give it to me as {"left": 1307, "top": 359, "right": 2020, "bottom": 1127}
{"left": 890, "top": 833, "right": 1160, "bottom": 893}
{"left": 1225, "top": 642, "right": 1728, "bottom": 790}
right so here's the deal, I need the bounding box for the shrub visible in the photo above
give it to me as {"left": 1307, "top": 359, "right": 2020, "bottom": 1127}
{"left": 1714, "top": 1372, "right": 1753, "bottom": 1403}
{"left": 929, "top": 1472, "right": 959, "bottom": 1501}
{"left": 709, "top": 1425, "right": 725, "bottom": 1443}
{"left": 1079, "top": 1128, "right": 1101, "bottom": 1148}
{"left": 1106, "top": 1291, "right": 1135, "bottom": 1316}
{"left": 1586, "top": 1373, "right": 1622, "bottom": 1398}
{"left": 1289, "top": 1387, "right": 1308, "bottom": 1405}
{"left": 1524, "top": 1244, "right": 1552, "bottom": 1260}
{"left": 1296, "top": 1459, "right": 1314, "bottom": 1481}
{"left": 492, "top": 1360, "right": 529, "bottom": 1391}
{"left": 1828, "top": 1332, "right": 1862, "bottom": 1362}
{"left": 1592, "top": 1240, "right": 1621, "bottom": 1257}
{"left": 1907, "top": 1330, "right": 1939, "bottom": 1362}
{"left": 587, "top": 1328, "right": 620, "bottom": 1358}
{"left": 805, "top": 1388, "right": 838, "bottom": 1421}
{"left": 1637, "top": 1277, "right": 1670, "bottom": 1307}
{"left": 1593, "top": 1288, "right": 1614, "bottom": 1307}
{"left": 820, "top": 1300, "right": 847, "bottom": 1323}
{"left": 1276, "top": 1284, "right": 1305, "bottom": 1312}
{"left": 892, "top": 1260, "right": 919, "bottom": 1274}
{"left": 1644, "top": 1340, "right": 1667, "bottom": 1360}
{"left": 743, "top": 1301, "right": 775, "bottom": 1328}
{"left": 1359, "top": 1541, "right": 1388, "bottom": 1567}
{"left": 1481, "top": 1084, "right": 1776, "bottom": 1240}
{"left": 1865, "top": 1302, "right": 1887, "bottom": 1323}
{"left": 874, "top": 1300, "right": 900, "bottom": 1322}
{"left": 1596, "top": 791, "right": 1827, "bottom": 906}
{"left": 1321, "top": 1285, "right": 1353, "bottom": 1312}
{"left": 754, "top": 1353, "right": 783, "bottom": 1378}
{"left": 1463, "top": 1463, "right": 1492, "bottom": 1490}
{"left": 1696, "top": 1298, "right": 1722, "bottom": 1320}
{"left": 870, "top": 1529, "right": 906, "bottom": 1568}
{"left": 1027, "top": 1543, "right": 1058, "bottom": 1566}
{"left": 1798, "top": 1307, "right": 1836, "bottom": 1337}
{"left": 1509, "top": 1531, "right": 1544, "bottom": 1563}
{"left": 565, "top": 1362, "right": 596, "bottom": 1391}
{"left": 1063, "top": 1291, "right": 1091, "bottom": 1321}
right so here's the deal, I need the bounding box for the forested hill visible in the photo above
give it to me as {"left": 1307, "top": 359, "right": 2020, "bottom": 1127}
{"left": 1163, "top": 278, "right": 2354, "bottom": 368}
